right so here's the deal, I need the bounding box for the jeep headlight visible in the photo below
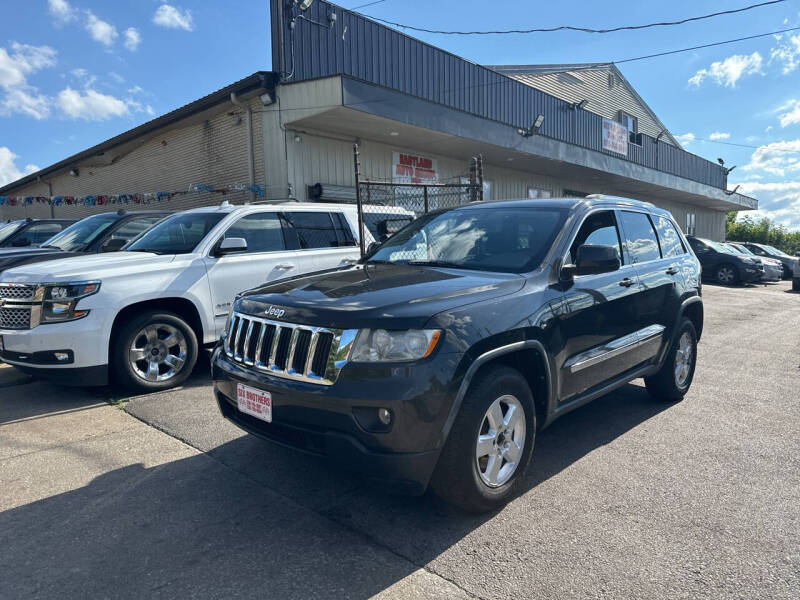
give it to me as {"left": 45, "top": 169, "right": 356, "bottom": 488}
{"left": 40, "top": 281, "right": 100, "bottom": 323}
{"left": 350, "top": 329, "right": 441, "bottom": 362}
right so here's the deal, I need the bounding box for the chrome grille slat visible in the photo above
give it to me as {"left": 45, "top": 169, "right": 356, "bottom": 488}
{"left": 223, "top": 311, "right": 353, "bottom": 386}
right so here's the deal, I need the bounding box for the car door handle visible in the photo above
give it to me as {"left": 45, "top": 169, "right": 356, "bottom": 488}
{"left": 619, "top": 277, "right": 636, "bottom": 287}
{"left": 665, "top": 266, "right": 679, "bottom": 275}
{"left": 275, "top": 263, "right": 294, "bottom": 270}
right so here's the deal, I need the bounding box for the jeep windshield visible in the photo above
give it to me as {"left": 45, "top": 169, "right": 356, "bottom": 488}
{"left": 366, "top": 206, "right": 568, "bottom": 273}
{"left": 126, "top": 212, "right": 225, "bottom": 254}
{"left": 42, "top": 213, "right": 118, "bottom": 251}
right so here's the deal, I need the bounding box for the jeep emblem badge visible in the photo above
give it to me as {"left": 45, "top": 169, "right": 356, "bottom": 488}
{"left": 265, "top": 306, "right": 285, "bottom": 319}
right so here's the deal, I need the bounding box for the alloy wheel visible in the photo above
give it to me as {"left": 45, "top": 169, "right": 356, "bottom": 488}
{"left": 475, "top": 394, "right": 526, "bottom": 488}
{"left": 674, "top": 331, "right": 693, "bottom": 388}
{"left": 129, "top": 323, "right": 188, "bottom": 382}
{"left": 717, "top": 266, "right": 734, "bottom": 284}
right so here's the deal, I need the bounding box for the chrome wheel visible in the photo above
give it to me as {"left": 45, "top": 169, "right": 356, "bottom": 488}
{"left": 716, "top": 266, "right": 735, "bottom": 284}
{"left": 674, "top": 332, "right": 693, "bottom": 388}
{"left": 129, "top": 323, "right": 187, "bottom": 383}
{"left": 475, "top": 394, "right": 526, "bottom": 488}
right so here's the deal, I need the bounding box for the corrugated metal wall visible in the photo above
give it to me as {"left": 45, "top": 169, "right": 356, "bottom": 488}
{"left": 272, "top": 0, "right": 726, "bottom": 190}
{"left": 3, "top": 97, "right": 266, "bottom": 220}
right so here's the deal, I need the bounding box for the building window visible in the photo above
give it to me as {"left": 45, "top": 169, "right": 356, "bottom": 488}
{"left": 686, "top": 213, "right": 697, "bottom": 236}
{"left": 527, "top": 187, "right": 551, "bottom": 199}
{"left": 618, "top": 111, "right": 642, "bottom": 145}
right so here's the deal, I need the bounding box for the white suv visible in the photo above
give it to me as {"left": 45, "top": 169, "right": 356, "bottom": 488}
{"left": 0, "top": 202, "right": 370, "bottom": 391}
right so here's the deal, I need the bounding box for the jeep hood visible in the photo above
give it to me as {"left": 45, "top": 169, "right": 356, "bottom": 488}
{"left": 0, "top": 251, "right": 175, "bottom": 282}
{"left": 236, "top": 263, "right": 526, "bottom": 329}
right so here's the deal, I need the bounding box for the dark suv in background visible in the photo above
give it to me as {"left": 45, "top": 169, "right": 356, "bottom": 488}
{"left": 686, "top": 236, "right": 762, "bottom": 285}
{"left": 0, "top": 218, "right": 74, "bottom": 248}
{"left": 0, "top": 210, "right": 170, "bottom": 275}
{"left": 212, "top": 196, "right": 703, "bottom": 512}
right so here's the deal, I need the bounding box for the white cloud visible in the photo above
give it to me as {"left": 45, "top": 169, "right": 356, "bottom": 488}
{"left": 735, "top": 180, "right": 800, "bottom": 230}
{"left": 778, "top": 100, "right": 800, "bottom": 128}
{"left": 48, "top": 0, "right": 76, "bottom": 25}
{"left": 123, "top": 27, "right": 141, "bottom": 51}
{"left": 766, "top": 125, "right": 773, "bottom": 133}
{"left": 769, "top": 34, "right": 800, "bottom": 74}
{"left": 57, "top": 87, "right": 129, "bottom": 120}
{"left": 108, "top": 71, "right": 125, "bottom": 83}
{"left": 85, "top": 11, "right": 118, "bottom": 46}
{"left": 0, "top": 147, "right": 39, "bottom": 186}
{"left": 69, "top": 67, "right": 97, "bottom": 88}
{"left": 153, "top": 4, "right": 194, "bottom": 31}
{"left": 688, "top": 52, "right": 763, "bottom": 88}
{"left": 0, "top": 43, "right": 56, "bottom": 119}
{"left": 675, "top": 132, "right": 696, "bottom": 146}
{"left": 742, "top": 140, "right": 800, "bottom": 176}
{"left": 709, "top": 132, "right": 730, "bottom": 140}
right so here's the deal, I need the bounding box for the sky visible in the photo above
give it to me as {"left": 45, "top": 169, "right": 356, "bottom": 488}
{"left": 1, "top": 1, "right": 800, "bottom": 228}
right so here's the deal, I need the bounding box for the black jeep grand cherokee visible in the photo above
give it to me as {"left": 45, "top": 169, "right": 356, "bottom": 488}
{"left": 212, "top": 196, "right": 703, "bottom": 512}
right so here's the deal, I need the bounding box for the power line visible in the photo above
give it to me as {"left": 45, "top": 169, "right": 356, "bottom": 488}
{"left": 358, "top": 0, "right": 786, "bottom": 36}
{"left": 616, "top": 25, "right": 800, "bottom": 64}
{"left": 350, "top": 0, "right": 388, "bottom": 10}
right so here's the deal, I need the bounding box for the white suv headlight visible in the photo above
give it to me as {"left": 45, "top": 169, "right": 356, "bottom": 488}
{"left": 350, "top": 329, "right": 441, "bottom": 362}
{"left": 39, "top": 281, "right": 100, "bottom": 324}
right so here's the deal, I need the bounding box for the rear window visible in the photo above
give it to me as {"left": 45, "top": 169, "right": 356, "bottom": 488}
{"left": 283, "top": 211, "right": 355, "bottom": 249}
{"left": 654, "top": 216, "right": 685, "bottom": 258}
{"left": 619, "top": 211, "right": 661, "bottom": 263}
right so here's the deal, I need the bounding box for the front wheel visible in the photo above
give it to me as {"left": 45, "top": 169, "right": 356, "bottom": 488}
{"left": 715, "top": 264, "right": 738, "bottom": 286}
{"left": 111, "top": 311, "right": 198, "bottom": 392}
{"left": 645, "top": 318, "right": 698, "bottom": 402}
{"left": 431, "top": 365, "right": 535, "bottom": 512}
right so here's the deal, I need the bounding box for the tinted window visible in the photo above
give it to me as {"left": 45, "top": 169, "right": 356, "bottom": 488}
{"left": 22, "top": 223, "right": 66, "bottom": 246}
{"left": 620, "top": 211, "right": 661, "bottom": 263}
{"left": 569, "top": 210, "right": 623, "bottom": 264}
{"left": 109, "top": 216, "right": 166, "bottom": 242}
{"left": 368, "top": 207, "right": 568, "bottom": 273}
{"left": 284, "top": 212, "right": 350, "bottom": 249}
{"left": 222, "top": 212, "right": 285, "bottom": 253}
{"left": 0, "top": 221, "right": 24, "bottom": 244}
{"left": 45, "top": 214, "right": 119, "bottom": 251}
{"left": 654, "top": 216, "right": 685, "bottom": 258}
{"left": 127, "top": 213, "right": 225, "bottom": 255}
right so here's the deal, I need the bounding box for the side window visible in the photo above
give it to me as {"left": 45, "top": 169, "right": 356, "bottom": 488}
{"left": 568, "top": 210, "right": 623, "bottom": 265}
{"left": 654, "top": 216, "right": 685, "bottom": 258}
{"left": 109, "top": 216, "right": 165, "bottom": 241}
{"left": 222, "top": 212, "right": 285, "bottom": 254}
{"left": 331, "top": 212, "right": 356, "bottom": 246}
{"left": 619, "top": 211, "right": 661, "bottom": 264}
{"left": 284, "top": 211, "right": 344, "bottom": 249}
{"left": 24, "top": 223, "right": 65, "bottom": 245}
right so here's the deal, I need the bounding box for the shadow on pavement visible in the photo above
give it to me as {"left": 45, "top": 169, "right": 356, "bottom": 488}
{"left": 0, "top": 382, "right": 670, "bottom": 598}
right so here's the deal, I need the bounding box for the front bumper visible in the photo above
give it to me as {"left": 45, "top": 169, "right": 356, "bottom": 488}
{"left": 761, "top": 264, "right": 783, "bottom": 281}
{"left": 740, "top": 268, "right": 762, "bottom": 283}
{"left": 211, "top": 345, "right": 461, "bottom": 494}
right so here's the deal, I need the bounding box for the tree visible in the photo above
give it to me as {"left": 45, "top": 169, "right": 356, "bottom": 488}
{"left": 726, "top": 213, "right": 800, "bottom": 255}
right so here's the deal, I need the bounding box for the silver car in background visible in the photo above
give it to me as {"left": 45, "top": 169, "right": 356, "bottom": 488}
{"left": 740, "top": 242, "right": 799, "bottom": 280}
{"left": 726, "top": 242, "right": 783, "bottom": 282}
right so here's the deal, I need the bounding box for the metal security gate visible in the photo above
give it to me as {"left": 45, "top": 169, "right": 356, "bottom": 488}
{"left": 353, "top": 144, "right": 484, "bottom": 255}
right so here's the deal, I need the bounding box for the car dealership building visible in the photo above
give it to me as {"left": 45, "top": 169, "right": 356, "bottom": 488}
{"left": 0, "top": 0, "right": 756, "bottom": 240}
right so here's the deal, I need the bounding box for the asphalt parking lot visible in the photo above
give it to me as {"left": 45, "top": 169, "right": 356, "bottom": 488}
{"left": 1, "top": 282, "right": 798, "bottom": 599}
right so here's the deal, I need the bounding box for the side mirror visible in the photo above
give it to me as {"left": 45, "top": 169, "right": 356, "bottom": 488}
{"left": 101, "top": 237, "right": 127, "bottom": 252}
{"left": 11, "top": 237, "right": 30, "bottom": 247}
{"left": 574, "top": 244, "right": 620, "bottom": 276}
{"left": 366, "top": 241, "right": 380, "bottom": 255}
{"left": 217, "top": 237, "right": 247, "bottom": 256}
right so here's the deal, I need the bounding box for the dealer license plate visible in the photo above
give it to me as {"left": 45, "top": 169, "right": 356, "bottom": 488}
{"left": 237, "top": 383, "right": 272, "bottom": 423}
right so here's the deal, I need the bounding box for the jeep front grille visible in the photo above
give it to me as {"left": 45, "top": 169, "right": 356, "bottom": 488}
{"left": 224, "top": 312, "right": 356, "bottom": 385}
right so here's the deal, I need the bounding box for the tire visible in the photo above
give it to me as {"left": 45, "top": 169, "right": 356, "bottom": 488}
{"left": 431, "top": 365, "right": 535, "bottom": 513}
{"left": 645, "top": 318, "right": 698, "bottom": 402}
{"left": 111, "top": 311, "right": 198, "bottom": 392}
{"left": 714, "top": 263, "right": 738, "bottom": 286}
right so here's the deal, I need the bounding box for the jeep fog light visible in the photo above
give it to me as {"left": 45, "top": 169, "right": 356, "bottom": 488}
{"left": 378, "top": 408, "right": 392, "bottom": 425}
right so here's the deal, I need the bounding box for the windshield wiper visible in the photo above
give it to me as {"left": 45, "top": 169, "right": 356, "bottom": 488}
{"left": 407, "top": 260, "right": 465, "bottom": 268}
{"left": 127, "top": 248, "right": 163, "bottom": 254}
{"left": 40, "top": 244, "right": 62, "bottom": 250}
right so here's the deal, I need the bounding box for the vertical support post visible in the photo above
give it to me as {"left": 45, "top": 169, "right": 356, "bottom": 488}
{"left": 353, "top": 143, "right": 365, "bottom": 258}
{"left": 423, "top": 185, "right": 429, "bottom": 213}
{"left": 47, "top": 180, "right": 54, "bottom": 218}
{"left": 469, "top": 156, "right": 477, "bottom": 204}
{"left": 477, "top": 154, "right": 484, "bottom": 202}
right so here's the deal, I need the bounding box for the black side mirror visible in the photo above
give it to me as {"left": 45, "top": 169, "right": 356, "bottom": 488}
{"left": 11, "top": 237, "right": 30, "bottom": 247}
{"left": 574, "top": 244, "right": 621, "bottom": 276}
{"left": 366, "top": 241, "right": 380, "bottom": 255}
{"left": 101, "top": 237, "right": 127, "bottom": 252}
